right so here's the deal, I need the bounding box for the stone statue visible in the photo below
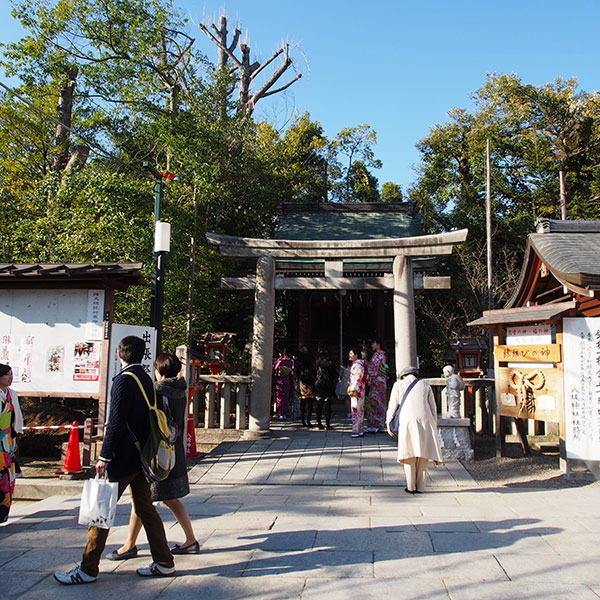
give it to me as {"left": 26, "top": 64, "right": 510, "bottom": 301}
{"left": 443, "top": 365, "right": 464, "bottom": 418}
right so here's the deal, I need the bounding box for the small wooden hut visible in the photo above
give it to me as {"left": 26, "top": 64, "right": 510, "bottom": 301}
{"left": 469, "top": 219, "right": 600, "bottom": 472}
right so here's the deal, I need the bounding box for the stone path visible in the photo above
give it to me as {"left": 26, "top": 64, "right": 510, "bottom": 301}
{"left": 191, "top": 419, "right": 472, "bottom": 487}
{"left": 4, "top": 417, "right": 600, "bottom": 599}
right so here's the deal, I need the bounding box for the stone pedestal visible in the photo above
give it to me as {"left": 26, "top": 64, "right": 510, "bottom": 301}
{"left": 438, "top": 417, "right": 474, "bottom": 461}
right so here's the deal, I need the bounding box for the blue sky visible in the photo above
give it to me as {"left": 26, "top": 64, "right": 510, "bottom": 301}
{"left": 1, "top": 0, "right": 599, "bottom": 191}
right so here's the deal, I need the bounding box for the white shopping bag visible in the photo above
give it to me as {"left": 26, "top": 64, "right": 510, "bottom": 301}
{"left": 78, "top": 475, "right": 118, "bottom": 529}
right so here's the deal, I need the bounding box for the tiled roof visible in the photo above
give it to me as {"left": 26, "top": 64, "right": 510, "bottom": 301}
{"left": 468, "top": 301, "right": 578, "bottom": 327}
{"left": 274, "top": 202, "right": 421, "bottom": 240}
{"left": 0, "top": 263, "right": 146, "bottom": 288}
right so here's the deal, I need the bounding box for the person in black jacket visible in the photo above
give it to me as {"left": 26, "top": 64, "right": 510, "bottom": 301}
{"left": 314, "top": 349, "right": 337, "bottom": 429}
{"left": 54, "top": 336, "right": 175, "bottom": 585}
{"left": 110, "top": 353, "right": 199, "bottom": 558}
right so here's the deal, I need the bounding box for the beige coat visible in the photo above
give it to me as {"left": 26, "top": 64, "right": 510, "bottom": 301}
{"left": 386, "top": 375, "right": 442, "bottom": 464}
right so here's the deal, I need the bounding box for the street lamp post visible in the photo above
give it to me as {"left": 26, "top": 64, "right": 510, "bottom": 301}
{"left": 143, "top": 162, "right": 174, "bottom": 355}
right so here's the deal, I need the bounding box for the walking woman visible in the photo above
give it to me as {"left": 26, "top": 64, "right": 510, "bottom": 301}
{"left": 0, "top": 364, "right": 23, "bottom": 523}
{"left": 386, "top": 366, "right": 442, "bottom": 493}
{"left": 366, "top": 339, "right": 388, "bottom": 432}
{"left": 273, "top": 348, "right": 294, "bottom": 420}
{"left": 109, "top": 353, "right": 198, "bottom": 558}
{"left": 347, "top": 347, "right": 368, "bottom": 438}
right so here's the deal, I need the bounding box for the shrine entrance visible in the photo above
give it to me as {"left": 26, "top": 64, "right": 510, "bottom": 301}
{"left": 207, "top": 202, "right": 468, "bottom": 433}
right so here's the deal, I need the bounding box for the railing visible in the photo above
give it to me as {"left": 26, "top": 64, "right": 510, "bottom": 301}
{"left": 193, "top": 375, "right": 253, "bottom": 430}
{"left": 190, "top": 374, "right": 494, "bottom": 432}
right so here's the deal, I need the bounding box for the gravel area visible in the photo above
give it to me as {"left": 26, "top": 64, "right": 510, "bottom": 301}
{"left": 461, "top": 435, "right": 599, "bottom": 489}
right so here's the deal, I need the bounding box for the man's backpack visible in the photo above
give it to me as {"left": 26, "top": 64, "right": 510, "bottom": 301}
{"left": 124, "top": 371, "right": 177, "bottom": 483}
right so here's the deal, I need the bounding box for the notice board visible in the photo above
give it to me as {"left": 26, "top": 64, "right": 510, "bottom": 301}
{"left": 563, "top": 317, "right": 600, "bottom": 460}
{"left": 0, "top": 289, "right": 105, "bottom": 396}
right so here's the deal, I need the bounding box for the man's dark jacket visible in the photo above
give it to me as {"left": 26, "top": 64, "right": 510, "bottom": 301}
{"left": 100, "top": 363, "right": 154, "bottom": 481}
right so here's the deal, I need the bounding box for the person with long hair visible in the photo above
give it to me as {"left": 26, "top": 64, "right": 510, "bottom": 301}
{"left": 0, "top": 364, "right": 23, "bottom": 523}
{"left": 273, "top": 347, "right": 294, "bottom": 420}
{"left": 109, "top": 353, "right": 198, "bottom": 559}
{"left": 347, "top": 347, "right": 368, "bottom": 438}
{"left": 314, "top": 349, "right": 336, "bottom": 429}
{"left": 366, "top": 339, "right": 388, "bottom": 432}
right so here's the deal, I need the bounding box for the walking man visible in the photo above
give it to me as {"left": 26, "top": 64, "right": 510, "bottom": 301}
{"left": 54, "top": 336, "right": 175, "bottom": 584}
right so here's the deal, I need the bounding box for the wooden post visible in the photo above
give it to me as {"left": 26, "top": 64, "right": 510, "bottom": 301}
{"left": 514, "top": 417, "right": 531, "bottom": 455}
{"left": 496, "top": 411, "right": 505, "bottom": 457}
{"left": 98, "top": 288, "right": 115, "bottom": 429}
{"left": 82, "top": 417, "right": 93, "bottom": 466}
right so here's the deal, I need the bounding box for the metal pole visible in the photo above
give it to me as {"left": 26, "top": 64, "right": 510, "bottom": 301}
{"left": 187, "top": 185, "right": 198, "bottom": 351}
{"left": 559, "top": 170, "right": 567, "bottom": 220}
{"left": 486, "top": 139, "right": 493, "bottom": 314}
{"left": 144, "top": 161, "right": 165, "bottom": 355}
{"left": 486, "top": 139, "right": 494, "bottom": 433}
{"left": 155, "top": 250, "right": 166, "bottom": 354}
{"left": 339, "top": 291, "right": 344, "bottom": 367}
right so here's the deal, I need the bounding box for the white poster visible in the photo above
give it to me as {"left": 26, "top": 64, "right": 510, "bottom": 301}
{"left": 86, "top": 290, "right": 104, "bottom": 340}
{"left": 563, "top": 317, "right": 600, "bottom": 460}
{"left": 507, "top": 324, "right": 552, "bottom": 345}
{"left": 107, "top": 325, "right": 156, "bottom": 416}
{"left": 0, "top": 289, "right": 103, "bottom": 395}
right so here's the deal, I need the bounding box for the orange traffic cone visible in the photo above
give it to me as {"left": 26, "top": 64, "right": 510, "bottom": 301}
{"left": 185, "top": 400, "right": 198, "bottom": 459}
{"left": 61, "top": 421, "right": 83, "bottom": 475}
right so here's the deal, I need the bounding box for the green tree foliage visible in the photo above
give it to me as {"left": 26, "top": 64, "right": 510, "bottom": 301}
{"left": 0, "top": 0, "right": 388, "bottom": 358}
{"left": 380, "top": 181, "right": 403, "bottom": 202}
{"left": 331, "top": 124, "right": 382, "bottom": 201}
{"left": 410, "top": 73, "right": 600, "bottom": 370}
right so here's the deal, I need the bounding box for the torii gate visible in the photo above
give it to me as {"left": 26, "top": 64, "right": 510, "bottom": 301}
{"left": 207, "top": 229, "right": 468, "bottom": 432}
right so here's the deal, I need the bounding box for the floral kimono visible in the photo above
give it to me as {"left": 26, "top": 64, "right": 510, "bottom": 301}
{"left": 273, "top": 357, "right": 294, "bottom": 418}
{"left": 366, "top": 349, "right": 388, "bottom": 431}
{"left": 0, "top": 388, "right": 17, "bottom": 523}
{"left": 348, "top": 359, "right": 367, "bottom": 435}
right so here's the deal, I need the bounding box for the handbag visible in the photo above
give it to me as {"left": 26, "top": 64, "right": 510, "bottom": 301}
{"left": 78, "top": 474, "right": 118, "bottom": 529}
{"left": 389, "top": 378, "right": 419, "bottom": 436}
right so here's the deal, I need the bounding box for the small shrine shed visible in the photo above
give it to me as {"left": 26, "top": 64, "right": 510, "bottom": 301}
{"left": 469, "top": 219, "right": 600, "bottom": 472}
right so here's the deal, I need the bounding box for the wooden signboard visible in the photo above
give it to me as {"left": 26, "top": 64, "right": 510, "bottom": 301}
{"left": 494, "top": 344, "right": 561, "bottom": 363}
{"left": 496, "top": 365, "right": 561, "bottom": 423}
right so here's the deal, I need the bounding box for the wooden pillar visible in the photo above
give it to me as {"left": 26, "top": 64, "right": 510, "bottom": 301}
{"left": 298, "top": 293, "right": 309, "bottom": 349}
{"left": 98, "top": 288, "right": 114, "bottom": 428}
{"left": 393, "top": 255, "right": 417, "bottom": 373}
{"left": 376, "top": 292, "right": 385, "bottom": 342}
{"left": 249, "top": 256, "right": 275, "bottom": 431}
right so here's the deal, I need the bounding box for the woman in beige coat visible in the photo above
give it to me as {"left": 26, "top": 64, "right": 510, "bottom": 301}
{"left": 386, "top": 366, "right": 442, "bottom": 494}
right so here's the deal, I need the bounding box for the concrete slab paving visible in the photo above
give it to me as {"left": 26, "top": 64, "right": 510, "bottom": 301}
{"left": 5, "top": 417, "right": 600, "bottom": 599}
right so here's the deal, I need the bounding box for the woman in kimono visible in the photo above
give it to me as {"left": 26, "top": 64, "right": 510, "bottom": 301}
{"left": 347, "top": 347, "right": 367, "bottom": 437}
{"left": 0, "top": 364, "right": 23, "bottom": 523}
{"left": 366, "top": 339, "right": 388, "bottom": 432}
{"left": 386, "top": 366, "right": 442, "bottom": 493}
{"left": 273, "top": 348, "right": 294, "bottom": 420}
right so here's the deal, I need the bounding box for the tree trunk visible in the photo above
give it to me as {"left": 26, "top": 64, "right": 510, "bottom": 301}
{"left": 64, "top": 145, "right": 90, "bottom": 173}
{"left": 53, "top": 65, "right": 78, "bottom": 173}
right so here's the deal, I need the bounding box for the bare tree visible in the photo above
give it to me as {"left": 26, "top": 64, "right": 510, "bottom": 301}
{"left": 198, "top": 15, "right": 302, "bottom": 116}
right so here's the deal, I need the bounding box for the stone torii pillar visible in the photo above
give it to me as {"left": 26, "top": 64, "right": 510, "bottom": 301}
{"left": 205, "top": 228, "right": 468, "bottom": 434}
{"left": 393, "top": 254, "right": 417, "bottom": 373}
{"left": 249, "top": 256, "right": 275, "bottom": 432}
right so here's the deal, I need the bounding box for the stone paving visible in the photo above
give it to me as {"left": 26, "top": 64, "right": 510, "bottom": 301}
{"left": 4, "top": 417, "right": 600, "bottom": 599}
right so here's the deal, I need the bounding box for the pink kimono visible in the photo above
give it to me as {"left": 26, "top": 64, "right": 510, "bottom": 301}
{"left": 348, "top": 359, "right": 367, "bottom": 435}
